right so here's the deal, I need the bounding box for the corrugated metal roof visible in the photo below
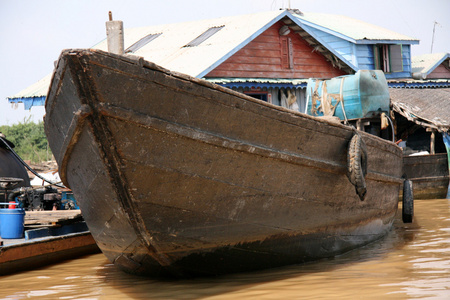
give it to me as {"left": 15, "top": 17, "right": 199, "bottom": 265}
{"left": 411, "top": 52, "right": 450, "bottom": 77}
{"left": 93, "top": 10, "right": 286, "bottom": 77}
{"left": 8, "top": 73, "right": 52, "bottom": 102}
{"left": 390, "top": 88, "right": 450, "bottom": 130}
{"left": 388, "top": 79, "right": 450, "bottom": 88}
{"left": 205, "top": 77, "right": 308, "bottom": 89}
{"left": 294, "top": 12, "right": 419, "bottom": 43}
{"left": 205, "top": 78, "right": 308, "bottom": 85}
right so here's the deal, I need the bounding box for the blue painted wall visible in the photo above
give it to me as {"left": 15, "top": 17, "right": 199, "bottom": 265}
{"left": 356, "top": 44, "right": 412, "bottom": 79}
{"left": 301, "top": 24, "right": 357, "bottom": 68}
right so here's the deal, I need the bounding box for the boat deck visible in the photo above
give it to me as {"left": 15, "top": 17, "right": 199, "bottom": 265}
{"left": 0, "top": 210, "right": 100, "bottom": 275}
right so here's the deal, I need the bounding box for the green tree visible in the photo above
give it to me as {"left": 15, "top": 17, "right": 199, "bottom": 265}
{"left": 0, "top": 117, "right": 52, "bottom": 163}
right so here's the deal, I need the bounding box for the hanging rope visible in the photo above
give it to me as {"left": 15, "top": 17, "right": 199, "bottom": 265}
{"left": 310, "top": 78, "right": 349, "bottom": 125}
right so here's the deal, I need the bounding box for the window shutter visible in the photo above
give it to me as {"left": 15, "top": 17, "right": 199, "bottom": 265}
{"left": 288, "top": 38, "right": 294, "bottom": 69}
{"left": 281, "top": 37, "right": 289, "bottom": 69}
{"left": 373, "top": 45, "right": 381, "bottom": 70}
{"left": 389, "top": 45, "right": 403, "bottom": 72}
{"left": 281, "top": 37, "right": 293, "bottom": 69}
{"left": 383, "top": 45, "right": 390, "bottom": 72}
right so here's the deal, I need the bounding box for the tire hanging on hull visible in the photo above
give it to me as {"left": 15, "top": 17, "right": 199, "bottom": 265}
{"left": 347, "top": 133, "right": 368, "bottom": 201}
{"left": 402, "top": 179, "right": 414, "bottom": 223}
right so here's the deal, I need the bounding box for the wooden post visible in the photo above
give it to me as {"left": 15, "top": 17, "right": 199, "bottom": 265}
{"left": 427, "top": 128, "right": 436, "bottom": 155}
{"left": 356, "top": 119, "right": 362, "bottom": 131}
{"left": 431, "top": 131, "right": 436, "bottom": 155}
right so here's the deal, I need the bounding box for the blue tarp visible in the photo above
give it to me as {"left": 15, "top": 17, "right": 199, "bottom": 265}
{"left": 442, "top": 133, "right": 450, "bottom": 199}
{"left": 442, "top": 133, "right": 450, "bottom": 170}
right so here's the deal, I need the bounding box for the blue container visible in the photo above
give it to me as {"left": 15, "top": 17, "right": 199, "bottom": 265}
{"left": 306, "top": 70, "right": 390, "bottom": 120}
{"left": 0, "top": 208, "right": 25, "bottom": 239}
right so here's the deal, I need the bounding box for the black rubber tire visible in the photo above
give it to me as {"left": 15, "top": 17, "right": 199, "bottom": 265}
{"left": 347, "top": 134, "right": 368, "bottom": 201}
{"left": 402, "top": 179, "right": 414, "bottom": 223}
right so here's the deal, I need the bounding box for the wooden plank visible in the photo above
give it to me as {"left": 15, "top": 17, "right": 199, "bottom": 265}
{"left": 220, "top": 56, "right": 281, "bottom": 65}
{"left": 24, "top": 210, "right": 83, "bottom": 226}
{"left": 207, "top": 69, "right": 342, "bottom": 79}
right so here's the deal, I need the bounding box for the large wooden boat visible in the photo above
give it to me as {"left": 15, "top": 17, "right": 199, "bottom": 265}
{"left": 402, "top": 153, "right": 449, "bottom": 199}
{"left": 44, "top": 49, "right": 403, "bottom": 277}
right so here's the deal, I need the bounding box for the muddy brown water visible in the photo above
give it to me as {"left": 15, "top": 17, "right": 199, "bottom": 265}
{"left": 1, "top": 199, "right": 449, "bottom": 299}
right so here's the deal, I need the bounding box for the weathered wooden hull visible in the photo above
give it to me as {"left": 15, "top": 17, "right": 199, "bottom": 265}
{"left": 44, "top": 49, "right": 403, "bottom": 277}
{"left": 402, "top": 154, "right": 449, "bottom": 199}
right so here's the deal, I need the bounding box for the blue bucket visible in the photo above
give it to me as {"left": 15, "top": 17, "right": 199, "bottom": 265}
{"left": 0, "top": 208, "right": 25, "bottom": 239}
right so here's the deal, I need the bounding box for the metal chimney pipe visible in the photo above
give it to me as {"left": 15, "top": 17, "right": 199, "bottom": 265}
{"left": 106, "top": 11, "right": 124, "bottom": 55}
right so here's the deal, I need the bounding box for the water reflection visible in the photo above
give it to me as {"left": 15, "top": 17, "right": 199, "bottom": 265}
{"left": 1, "top": 199, "right": 449, "bottom": 299}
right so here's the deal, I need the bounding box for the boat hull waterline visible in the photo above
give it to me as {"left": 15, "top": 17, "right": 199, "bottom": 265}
{"left": 44, "top": 49, "right": 403, "bottom": 277}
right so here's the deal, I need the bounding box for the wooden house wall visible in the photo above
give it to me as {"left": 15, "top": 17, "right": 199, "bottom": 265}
{"left": 427, "top": 62, "right": 450, "bottom": 79}
{"left": 204, "top": 21, "right": 346, "bottom": 79}
{"left": 299, "top": 23, "right": 356, "bottom": 67}
{"left": 355, "top": 45, "right": 373, "bottom": 70}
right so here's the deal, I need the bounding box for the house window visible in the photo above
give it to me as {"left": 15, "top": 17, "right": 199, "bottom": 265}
{"left": 184, "top": 26, "right": 224, "bottom": 47}
{"left": 374, "top": 44, "right": 403, "bottom": 73}
{"left": 125, "top": 33, "right": 162, "bottom": 53}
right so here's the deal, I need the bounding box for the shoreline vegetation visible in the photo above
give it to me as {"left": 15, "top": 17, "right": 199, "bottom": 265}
{"left": 0, "top": 117, "right": 53, "bottom": 164}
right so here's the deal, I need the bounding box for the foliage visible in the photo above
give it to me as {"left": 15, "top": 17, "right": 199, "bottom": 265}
{"left": 0, "top": 117, "right": 52, "bottom": 163}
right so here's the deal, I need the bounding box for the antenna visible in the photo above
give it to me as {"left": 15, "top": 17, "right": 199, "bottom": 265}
{"left": 431, "top": 21, "right": 441, "bottom": 53}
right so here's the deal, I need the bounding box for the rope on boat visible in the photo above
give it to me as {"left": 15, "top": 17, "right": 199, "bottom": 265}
{"left": 310, "top": 78, "right": 349, "bottom": 125}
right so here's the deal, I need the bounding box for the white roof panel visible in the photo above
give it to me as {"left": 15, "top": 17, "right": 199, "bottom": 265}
{"left": 412, "top": 52, "right": 450, "bottom": 74}
{"left": 294, "top": 12, "right": 418, "bottom": 43}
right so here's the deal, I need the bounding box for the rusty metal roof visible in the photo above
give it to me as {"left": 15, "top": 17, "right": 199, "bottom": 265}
{"left": 390, "top": 88, "right": 450, "bottom": 131}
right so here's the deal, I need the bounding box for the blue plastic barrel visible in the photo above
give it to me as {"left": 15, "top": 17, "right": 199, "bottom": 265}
{"left": 306, "top": 70, "right": 390, "bottom": 120}
{"left": 0, "top": 208, "right": 25, "bottom": 239}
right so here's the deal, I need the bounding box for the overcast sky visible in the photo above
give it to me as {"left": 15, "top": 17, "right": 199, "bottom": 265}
{"left": 1, "top": 0, "right": 449, "bottom": 126}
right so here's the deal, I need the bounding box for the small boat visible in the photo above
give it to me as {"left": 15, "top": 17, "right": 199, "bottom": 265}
{"left": 0, "top": 211, "right": 100, "bottom": 275}
{"left": 402, "top": 153, "right": 449, "bottom": 199}
{"left": 44, "top": 49, "right": 404, "bottom": 277}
